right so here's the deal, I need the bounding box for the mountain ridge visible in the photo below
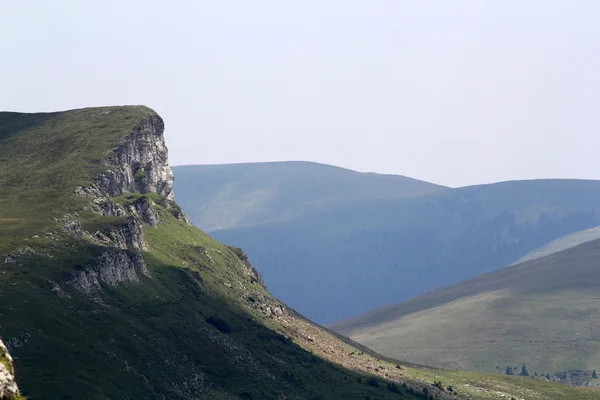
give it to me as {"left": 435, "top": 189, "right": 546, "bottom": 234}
{"left": 172, "top": 161, "right": 447, "bottom": 232}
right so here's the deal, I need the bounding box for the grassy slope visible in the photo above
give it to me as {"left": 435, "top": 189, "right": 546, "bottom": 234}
{"left": 333, "top": 238, "right": 600, "bottom": 378}
{"left": 0, "top": 107, "right": 595, "bottom": 400}
{"left": 172, "top": 162, "right": 446, "bottom": 232}
{"left": 511, "top": 225, "right": 600, "bottom": 265}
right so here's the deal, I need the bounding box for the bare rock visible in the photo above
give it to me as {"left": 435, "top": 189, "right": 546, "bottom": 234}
{"left": 132, "top": 196, "right": 160, "bottom": 227}
{"left": 67, "top": 250, "right": 149, "bottom": 294}
{"left": 0, "top": 340, "right": 20, "bottom": 400}
{"left": 96, "top": 114, "right": 174, "bottom": 199}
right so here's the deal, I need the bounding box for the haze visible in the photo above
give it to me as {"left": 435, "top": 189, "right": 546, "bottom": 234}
{"left": 2, "top": 1, "right": 599, "bottom": 187}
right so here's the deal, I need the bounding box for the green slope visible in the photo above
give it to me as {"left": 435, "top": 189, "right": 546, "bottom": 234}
{"left": 332, "top": 238, "right": 600, "bottom": 382}
{"left": 172, "top": 162, "right": 447, "bottom": 231}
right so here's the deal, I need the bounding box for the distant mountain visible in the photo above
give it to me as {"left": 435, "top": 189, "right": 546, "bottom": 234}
{"left": 331, "top": 238, "right": 600, "bottom": 377}
{"left": 509, "top": 225, "right": 600, "bottom": 265}
{"left": 174, "top": 166, "right": 600, "bottom": 323}
{"left": 172, "top": 162, "right": 447, "bottom": 231}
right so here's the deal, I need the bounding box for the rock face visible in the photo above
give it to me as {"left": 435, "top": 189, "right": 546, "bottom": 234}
{"left": 233, "top": 248, "right": 266, "bottom": 288}
{"left": 0, "top": 340, "right": 19, "bottom": 400}
{"left": 131, "top": 196, "right": 160, "bottom": 227}
{"left": 70, "top": 112, "right": 181, "bottom": 293}
{"left": 97, "top": 114, "right": 174, "bottom": 199}
{"left": 68, "top": 251, "right": 149, "bottom": 294}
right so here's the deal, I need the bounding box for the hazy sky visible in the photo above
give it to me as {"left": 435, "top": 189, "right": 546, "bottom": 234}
{"left": 2, "top": 1, "right": 600, "bottom": 187}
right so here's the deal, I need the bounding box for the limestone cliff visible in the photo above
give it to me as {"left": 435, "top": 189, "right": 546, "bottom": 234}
{"left": 69, "top": 112, "right": 183, "bottom": 293}
{"left": 0, "top": 340, "right": 19, "bottom": 400}
{"left": 97, "top": 114, "right": 174, "bottom": 200}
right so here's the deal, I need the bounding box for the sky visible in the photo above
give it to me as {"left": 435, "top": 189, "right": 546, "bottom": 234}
{"left": 2, "top": 1, "right": 600, "bottom": 187}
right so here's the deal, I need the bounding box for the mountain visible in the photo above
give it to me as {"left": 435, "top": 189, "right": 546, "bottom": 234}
{"left": 174, "top": 167, "right": 600, "bottom": 323}
{"left": 510, "top": 225, "right": 600, "bottom": 265}
{"left": 172, "top": 162, "right": 447, "bottom": 231}
{"left": 331, "top": 238, "right": 600, "bottom": 380}
{"left": 3, "top": 107, "right": 591, "bottom": 399}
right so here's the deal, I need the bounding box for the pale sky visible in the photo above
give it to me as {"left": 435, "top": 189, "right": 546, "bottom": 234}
{"left": 2, "top": 1, "right": 600, "bottom": 187}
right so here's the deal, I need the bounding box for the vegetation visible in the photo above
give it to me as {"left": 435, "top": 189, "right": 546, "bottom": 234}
{"left": 333, "top": 237, "right": 600, "bottom": 376}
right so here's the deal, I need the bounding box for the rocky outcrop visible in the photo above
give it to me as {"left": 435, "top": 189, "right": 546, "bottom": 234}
{"left": 108, "top": 217, "right": 146, "bottom": 251}
{"left": 96, "top": 114, "right": 174, "bottom": 200}
{"left": 67, "top": 111, "right": 190, "bottom": 294}
{"left": 131, "top": 196, "right": 160, "bottom": 227}
{"left": 67, "top": 250, "right": 149, "bottom": 294}
{"left": 235, "top": 248, "right": 265, "bottom": 288}
{"left": 0, "top": 340, "right": 19, "bottom": 400}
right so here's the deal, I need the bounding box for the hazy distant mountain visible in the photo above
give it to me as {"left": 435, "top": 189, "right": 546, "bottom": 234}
{"left": 174, "top": 163, "right": 600, "bottom": 323}
{"left": 172, "top": 162, "right": 447, "bottom": 231}
{"left": 331, "top": 238, "right": 600, "bottom": 376}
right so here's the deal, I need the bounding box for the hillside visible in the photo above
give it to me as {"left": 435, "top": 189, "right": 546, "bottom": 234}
{"left": 332, "top": 238, "right": 600, "bottom": 380}
{"left": 510, "top": 225, "right": 600, "bottom": 265}
{"left": 172, "top": 162, "right": 446, "bottom": 231}
{"left": 176, "top": 171, "right": 600, "bottom": 323}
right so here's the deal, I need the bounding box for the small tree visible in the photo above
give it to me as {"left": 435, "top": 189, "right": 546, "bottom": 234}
{"left": 546, "top": 373, "right": 550, "bottom": 380}
{"left": 505, "top": 366, "right": 514, "bottom": 375}
{"left": 592, "top": 370, "right": 598, "bottom": 379}
{"left": 519, "top": 363, "right": 529, "bottom": 377}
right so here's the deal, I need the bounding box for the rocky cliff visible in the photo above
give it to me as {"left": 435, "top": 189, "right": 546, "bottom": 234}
{"left": 0, "top": 340, "right": 19, "bottom": 400}
{"left": 67, "top": 112, "right": 184, "bottom": 293}
{"left": 96, "top": 113, "right": 174, "bottom": 200}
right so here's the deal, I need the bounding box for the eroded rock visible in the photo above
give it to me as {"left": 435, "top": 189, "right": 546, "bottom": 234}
{"left": 0, "top": 340, "right": 20, "bottom": 400}
{"left": 67, "top": 250, "right": 149, "bottom": 293}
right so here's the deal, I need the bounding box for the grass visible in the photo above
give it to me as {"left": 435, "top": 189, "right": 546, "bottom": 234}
{"left": 334, "top": 238, "right": 600, "bottom": 378}
{"left": 0, "top": 106, "right": 154, "bottom": 243}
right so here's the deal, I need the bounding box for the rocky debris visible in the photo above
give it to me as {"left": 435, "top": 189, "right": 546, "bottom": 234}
{"left": 264, "top": 304, "right": 454, "bottom": 399}
{"left": 67, "top": 250, "right": 149, "bottom": 293}
{"left": 49, "top": 281, "right": 71, "bottom": 299}
{"left": 0, "top": 340, "right": 19, "bottom": 400}
{"left": 96, "top": 114, "right": 174, "bottom": 200}
{"left": 60, "top": 221, "right": 82, "bottom": 233}
{"left": 131, "top": 196, "right": 160, "bottom": 227}
{"left": 3, "top": 247, "right": 37, "bottom": 265}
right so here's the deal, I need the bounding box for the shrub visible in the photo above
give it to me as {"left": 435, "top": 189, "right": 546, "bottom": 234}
{"left": 386, "top": 382, "right": 401, "bottom": 393}
{"left": 366, "top": 377, "right": 379, "bottom": 388}
{"left": 205, "top": 315, "right": 232, "bottom": 334}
